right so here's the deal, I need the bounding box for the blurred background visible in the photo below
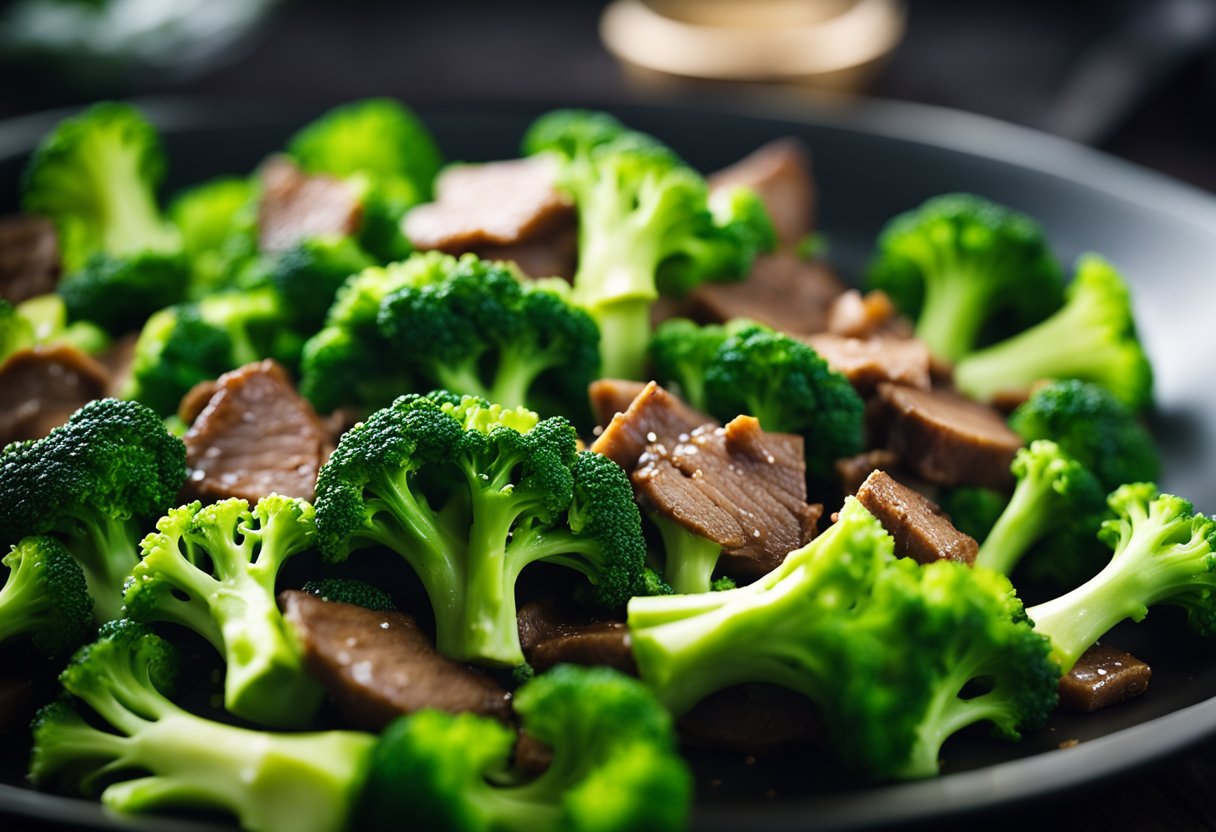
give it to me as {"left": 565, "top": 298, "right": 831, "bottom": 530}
{"left": 1, "top": 0, "right": 1215, "bottom": 190}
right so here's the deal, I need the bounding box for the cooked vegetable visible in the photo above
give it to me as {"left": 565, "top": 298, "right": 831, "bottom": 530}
{"left": 271, "top": 235, "right": 376, "bottom": 330}
{"left": 0, "top": 535, "right": 93, "bottom": 657}
{"left": 10, "top": 294, "right": 111, "bottom": 356}
{"left": 168, "top": 176, "right": 259, "bottom": 297}
{"left": 651, "top": 514, "right": 723, "bottom": 595}
{"left": 300, "top": 577, "right": 397, "bottom": 612}
{"left": 314, "top": 392, "right": 646, "bottom": 666}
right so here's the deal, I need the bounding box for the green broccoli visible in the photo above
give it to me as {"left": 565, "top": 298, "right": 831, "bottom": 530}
{"left": 628, "top": 497, "right": 1059, "bottom": 780}
{"left": 972, "top": 441, "right": 1110, "bottom": 585}
{"left": 866, "top": 193, "right": 1063, "bottom": 362}
{"left": 936, "top": 486, "right": 1008, "bottom": 542}
{"left": 168, "top": 176, "right": 259, "bottom": 298}
{"left": 1027, "top": 483, "right": 1216, "bottom": 672}
{"left": 29, "top": 620, "right": 376, "bottom": 832}
{"left": 1008, "top": 379, "right": 1160, "bottom": 490}
{"left": 954, "top": 255, "right": 1153, "bottom": 410}
{"left": 525, "top": 110, "right": 775, "bottom": 379}
{"left": 0, "top": 398, "right": 186, "bottom": 623}
{"left": 0, "top": 536, "right": 93, "bottom": 657}
{"left": 651, "top": 514, "right": 723, "bottom": 595}
{"left": 300, "top": 577, "right": 397, "bottom": 612}
{"left": 357, "top": 665, "right": 692, "bottom": 832}
{"left": 377, "top": 256, "right": 599, "bottom": 414}
{"left": 0, "top": 298, "right": 35, "bottom": 363}
{"left": 21, "top": 102, "right": 188, "bottom": 333}
{"left": 11, "top": 293, "right": 110, "bottom": 356}
{"left": 314, "top": 392, "right": 646, "bottom": 666}
{"left": 271, "top": 235, "right": 376, "bottom": 330}
{"left": 123, "top": 495, "right": 323, "bottom": 728}
{"left": 650, "top": 318, "right": 865, "bottom": 479}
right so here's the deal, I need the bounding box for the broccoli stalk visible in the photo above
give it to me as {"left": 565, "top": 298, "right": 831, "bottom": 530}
{"left": 628, "top": 497, "right": 1059, "bottom": 779}
{"left": 954, "top": 255, "right": 1153, "bottom": 410}
{"left": 124, "top": 495, "right": 324, "bottom": 728}
{"left": 973, "top": 440, "right": 1108, "bottom": 578}
{"left": 0, "top": 398, "right": 187, "bottom": 623}
{"left": 651, "top": 514, "right": 722, "bottom": 596}
{"left": 315, "top": 393, "right": 646, "bottom": 666}
{"left": 29, "top": 620, "right": 376, "bottom": 832}
{"left": 0, "top": 536, "right": 93, "bottom": 656}
{"left": 357, "top": 665, "right": 692, "bottom": 832}
{"left": 1027, "top": 483, "right": 1216, "bottom": 672}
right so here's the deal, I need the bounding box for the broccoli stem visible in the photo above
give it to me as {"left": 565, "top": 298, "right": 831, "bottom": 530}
{"left": 917, "top": 269, "right": 992, "bottom": 362}
{"left": 67, "top": 514, "right": 141, "bottom": 624}
{"left": 653, "top": 515, "right": 721, "bottom": 595}
{"left": 99, "top": 149, "right": 178, "bottom": 257}
{"left": 973, "top": 475, "right": 1055, "bottom": 575}
{"left": 591, "top": 299, "right": 653, "bottom": 380}
{"left": 490, "top": 342, "right": 562, "bottom": 412}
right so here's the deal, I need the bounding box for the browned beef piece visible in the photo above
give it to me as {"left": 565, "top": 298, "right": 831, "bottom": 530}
{"left": 181, "top": 360, "right": 331, "bottom": 503}
{"left": 873, "top": 383, "right": 1022, "bottom": 490}
{"left": 708, "top": 138, "right": 815, "bottom": 249}
{"left": 836, "top": 449, "right": 900, "bottom": 495}
{"left": 634, "top": 416, "right": 822, "bottom": 579}
{"left": 514, "top": 732, "right": 554, "bottom": 776}
{"left": 855, "top": 470, "right": 977, "bottom": 565}
{"left": 1058, "top": 643, "right": 1151, "bottom": 712}
{"left": 589, "top": 380, "right": 714, "bottom": 472}
{"left": 516, "top": 600, "right": 636, "bottom": 676}
{"left": 679, "top": 684, "right": 824, "bottom": 752}
{"left": 0, "top": 345, "right": 109, "bottom": 445}
{"left": 257, "top": 157, "right": 362, "bottom": 254}
{"left": 588, "top": 378, "right": 649, "bottom": 432}
{"left": 0, "top": 215, "right": 60, "bottom": 303}
{"left": 281, "top": 591, "right": 512, "bottom": 730}
{"left": 474, "top": 222, "right": 578, "bottom": 280}
{"left": 685, "top": 252, "right": 846, "bottom": 336}
{"left": 803, "top": 333, "right": 931, "bottom": 396}
{"left": 825, "top": 289, "right": 912, "bottom": 339}
{"left": 405, "top": 157, "right": 574, "bottom": 253}
{"left": 98, "top": 333, "right": 138, "bottom": 398}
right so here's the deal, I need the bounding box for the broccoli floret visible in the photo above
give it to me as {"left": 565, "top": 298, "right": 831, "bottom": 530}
{"left": 271, "top": 236, "right": 376, "bottom": 330}
{"left": 168, "top": 176, "right": 259, "bottom": 298}
{"left": 123, "top": 287, "right": 286, "bottom": 416}
{"left": 650, "top": 514, "right": 723, "bottom": 595}
{"left": 123, "top": 495, "right": 323, "bottom": 727}
{"left": 22, "top": 102, "right": 188, "bottom": 332}
{"left": 357, "top": 665, "right": 692, "bottom": 832}
{"left": 1027, "top": 483, "right": 1216, "bottom": 672}
{"left": 651, "top": 319, "right": 865, "bottom": 479}
{"left": 314, "top": 393, "right": 646, "bottom": 666}
{"left": 0, "top": 536, "right": 93, "bottom": 657}
{"left": 628, "top": 497, "right": 1059, "bottom": 780}
{"left": 12, "top": 293, "right": 110, "bottom": 356}
{"left": 377, "top": 256, "right": 599, "bottom": 414}
{"left": 0, "top": 298, "right": 35, "bottom": 363}
{"left": 29, "top": 620, "right": 376, "bottom": 832}
{"left": 972, "top": 441, "right": 1109, "bottom": 586}
{"left": 0, "top": 398, "right": 186, "bottom": 622}
{"left": 301, "top": 577, "right": 397, "bottom": 612}
{"left": 936, "top": 486, "right": 1008, "bottom": 542}
{"left": 866, "top": 193, "right": 1063, "bottom": 362}
{"left": 526, "top": 111, "right": 774, "bottom": 379}
{"left": 1008, "top": 380, "right": 1160, "bottom": 490}
{"left": 637, "top": 567, "right": 674, "bottom": 597}
{"left": 954, "top": 255, "right": 1153, "bottom": 410}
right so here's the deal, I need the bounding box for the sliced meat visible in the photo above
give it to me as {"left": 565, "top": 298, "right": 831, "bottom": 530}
{"left": 873, "top": 383, "right": 1022, "bottom": 490}
{"left": 590, "top": 380, "right": 714, "bottom": 472}
{"left": 1058, "top": 643, "right": 1151, "bottom": 712}
{"left": 0, "top": 345, "right": 109, "bottom": 445}
{"left": 178, "top": 379, "right": 219, "bottom": 425}
{"left": 97, "top": 333, "right": 138, "bottom": 398}
{"left": 803, "top": 333, "right": 932, "bottom": 396}
{"left": 0, "top": 215, "right": 60, "bottom": 303}
{"left": 474, "top": 221, "right": 578, "bottom": 280}
{"left": 588, "top": 378, "right": 649, "bottom": 432}
{"left": 281, "top": 590, "right": 512, "bottom": 730}
{"left": 836, "top": 449, "right": 901, "bottom": 496}
{"left": 855, "top": 470, "right": 978, "bottom": 565}
{"left": 517, "top": 600, "right": 635, "bottom": 675}
{"left": 825, "top": 289, "right": 912, "bottom": 339}
{"left": 182, "top": 360, "right": 331, "bottom": 503}
{"left": 258, "top": 156, "right": 362, "bottom": 254}
{"left": 708, "top": 138, "right": 815, "bottom": 249}
{"left": 405, "top": 156, "right": 574, "bottom": 252}
{"left": 514, "top": 731, "right": 554, "bottom": 776}
{"left": 679, "top": 684, "right": 824, "bottom": 752}
{"left": 633, "top": 416, "right": 822, "bottom": 579}
{"left": 686, "top": 252, "right": 846, "bottom": 337}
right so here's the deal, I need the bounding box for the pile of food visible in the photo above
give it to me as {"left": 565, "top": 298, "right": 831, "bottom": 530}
{"left": 0, "top": 98, "right": 1210, "bottom": 832}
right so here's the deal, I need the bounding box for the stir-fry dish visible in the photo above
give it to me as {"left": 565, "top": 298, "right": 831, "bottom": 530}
{"left": 0, "top": 99, "right": 1209, "bottom": 832}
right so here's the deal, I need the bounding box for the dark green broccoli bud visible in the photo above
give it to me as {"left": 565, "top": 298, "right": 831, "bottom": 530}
{"left": 526, "top": 111, "right": 775, "bottom": 379}
{"left": 648, "top": 316, "right": 737, "bottom": 413}
{"left": 301, "top": 577, "right": 397, "bottom": 612}
{"left": 973, "top": 441, "right": 1109, "bottom": 585}
{"left": 168, "top": 176, "right": 259, "bottom": 297}
{"left": 357, "top": 665, "right": 692, "bottom": 832}
{"left": 1028, "top": 483, "right": 1216, "bottom": 672}
{"left": 0, "top": 536, "right": 93, "bottom": 656}
{"left": 58, "top": 251, "right": 188, "bottom": 335}
{"left": 866, "top": 193, "right": 1064, "bottom": 362}
{"left": 629, "top": 497, "right": 1059, "bottom": 780}
{"left": 936, "top": 486, "right": 1008, "bottom": 541}
{"left": 637, "top": 567, "right": 674, "bottom": 597}
{"left": 511, "top": 662, "right": 536, "bottom": 686}
{"left": 955, "top": 255, "right": 1153, "bottom": 410}
{"left": 123, "top": 287, "right": 286, "bottom": 416}
{"left": 0, "top": 399, "right": 186, "bottom": 622}
{"left": 29, "top": 620, "right": 376, "bottom": 832}
{"left": 651, "top": 513, "right": 723, "bottom": 595}
{"left": 1008, "top": 379, "right": 1160, "bottom": 490}
{"left": 377, "top": 256, "right": 600, "bottom": 414}
{"left": 710, "top": 575, "right": 738, "bottom": 592}
{"left": 123, "top": 495, "right": 323, "bottom": 728}
{"left": 314, "top": 393, "right": 645, "bottom": 666}
{"left": 271, "top": 236, "right": 376, "bottom": 330}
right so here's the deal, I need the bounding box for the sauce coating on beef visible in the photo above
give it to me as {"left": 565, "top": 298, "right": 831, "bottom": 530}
{"left": 855, "top": 470, "right": 978, "bottom": 566}
{"left": 590, "top": 380, "right": 714, "bottom": 472}
{"left": 825, "top": 289, "right": 912, "bottom": 339}
{"left": 517, "top": 601, "right": 635, "bottom": 676}
{"left": 257, "top": 157, "right": 363, "bottom": 253}
{"left": 803, "top": 333, "right": 932, "bottom": 396}
{"left": 588, "top": 378, "right": 649, "bottom": 433}
{"left": 0, "top": 345, "right": 109, "bottom": 445}
{"left": 1058, "top": 643, "right": 1151, "bottom": 712}
{"left": 686, "top": 252, "right": 846, "bottom": 337}
{"left": 0, "top": 215, "right": 60, "bottom": 303}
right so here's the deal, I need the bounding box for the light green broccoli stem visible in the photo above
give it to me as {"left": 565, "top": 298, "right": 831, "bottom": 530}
{"left": 430, "top": 342, "right": 564, "bottom": 412}
{"left": 0, "top": 557, "right": 45, "bottom": 641}
{"left": 973, "top": 474, "right": 1057, "bottom": 575}
{"left": 653, "top": 514, "right": 721, "bottom": 595}
{"left": 68, "top": 514, "right": 141, "bottom": 624}
{"left": 590, "top": 299, "right": 653, "bottom": 380}
{"left": 81, "top": 137, "right": 178, "bottom": 260}
{"left": 916, "top": 267, "right": 996, "bottom": 363}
